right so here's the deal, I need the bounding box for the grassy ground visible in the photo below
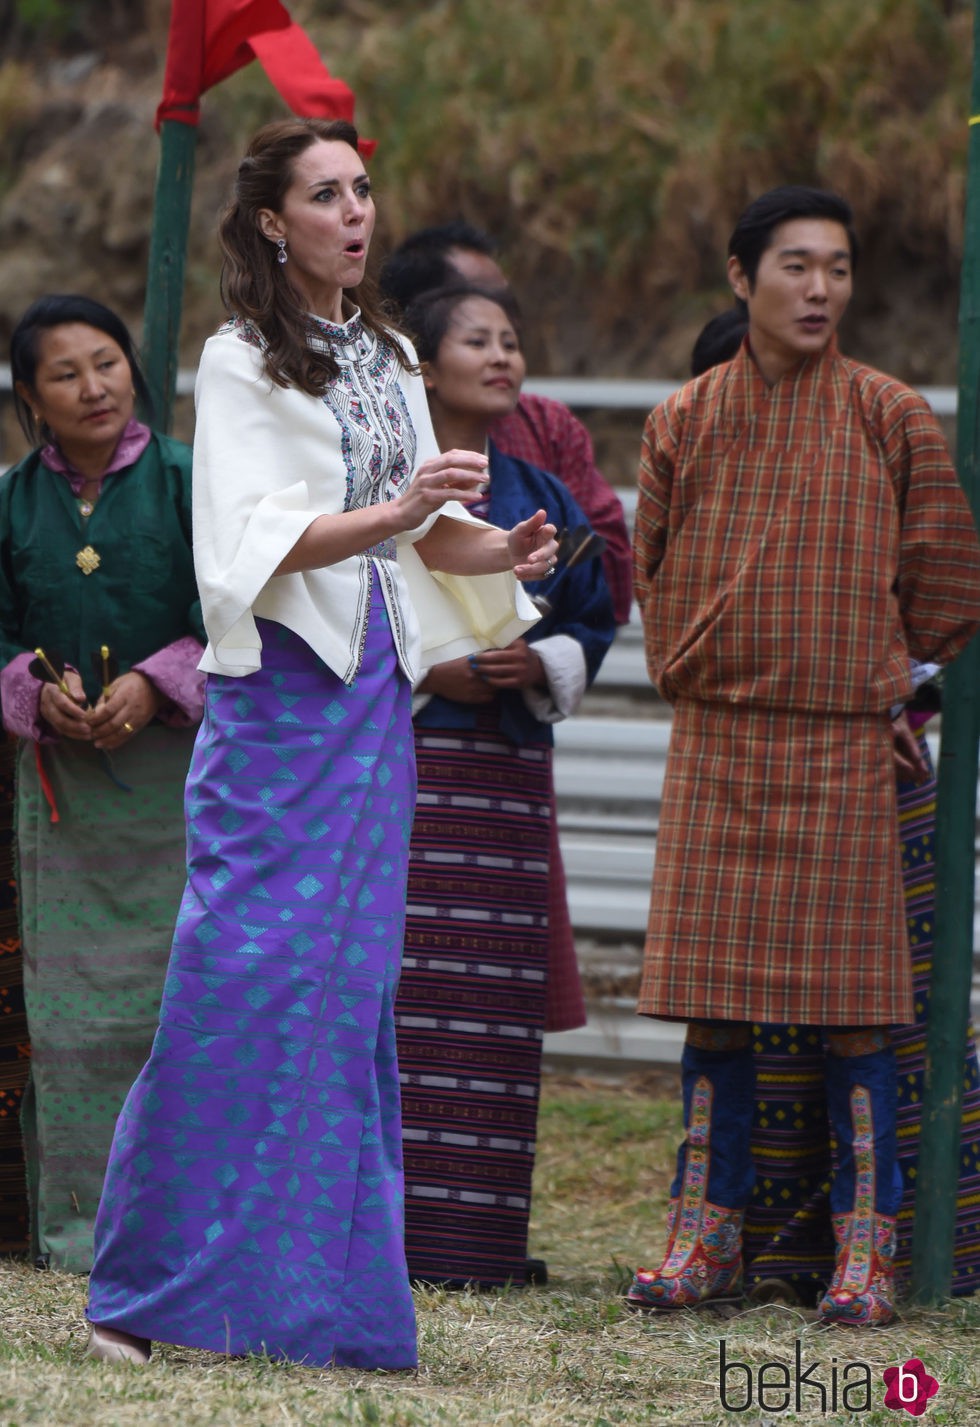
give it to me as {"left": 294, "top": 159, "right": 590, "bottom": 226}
{"left": 0, "top": 1072, "right": 975, "bottom": 1426}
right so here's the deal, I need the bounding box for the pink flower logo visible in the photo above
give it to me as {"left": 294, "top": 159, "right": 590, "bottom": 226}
{"left": 883, "top": 1359, "right": 939, "bottom": 1416}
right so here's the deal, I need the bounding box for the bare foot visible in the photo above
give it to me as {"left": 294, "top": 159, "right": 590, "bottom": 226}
{"left": 86, "top": 1323, "right": 151, "bottom": 1364}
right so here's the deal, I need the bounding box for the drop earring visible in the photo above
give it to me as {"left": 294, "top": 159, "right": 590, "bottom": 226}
{"left": 276, "top": 238, "right": 288, "bottom": 265}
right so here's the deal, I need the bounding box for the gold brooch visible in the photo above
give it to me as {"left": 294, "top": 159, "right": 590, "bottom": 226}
{"left": 75, "top": 546, "right": 101, "bottom": 575}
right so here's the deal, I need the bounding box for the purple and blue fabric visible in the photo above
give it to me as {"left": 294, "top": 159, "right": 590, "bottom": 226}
{"left": 88, "top": 601, "right": 419, "bottom": 1369}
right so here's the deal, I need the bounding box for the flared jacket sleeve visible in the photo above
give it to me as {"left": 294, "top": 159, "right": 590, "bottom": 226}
{"left": 193, "top": 327, "right": 537, "bottom": 681}
{"left": 192, "top": 332, "right": 345, "bottom": 673}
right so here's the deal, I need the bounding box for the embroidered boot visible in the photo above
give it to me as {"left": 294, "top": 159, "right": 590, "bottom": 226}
{"left": 627, "top": 1029, "right": 754, "bottom": 1311}
{"left": 819, "top": 1204, "right": 897, "bottom": 1327}
{"left": 818, "top": 1033, "right": 903, "bottom": 1328}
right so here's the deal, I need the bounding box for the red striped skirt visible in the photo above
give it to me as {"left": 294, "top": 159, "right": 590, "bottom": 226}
{"left": 638, "top": 700, "right": 912, "bottom": 1025}
{"left": 395, "top": 725, "right": 551, "bottom": 1286}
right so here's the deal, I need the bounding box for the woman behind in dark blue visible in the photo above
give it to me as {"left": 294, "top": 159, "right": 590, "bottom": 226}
{"left": 395, "top": 284, "right": 615, "bottom": 1287}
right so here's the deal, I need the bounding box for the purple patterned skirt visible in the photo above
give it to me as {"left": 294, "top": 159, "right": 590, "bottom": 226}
{"left": 88, "top": 603, "right": 418, "bottom": 1369}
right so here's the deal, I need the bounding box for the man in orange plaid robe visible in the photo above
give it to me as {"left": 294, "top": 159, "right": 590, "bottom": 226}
{"left": 627, "top": 187, "right": 980, "bottom": 1325}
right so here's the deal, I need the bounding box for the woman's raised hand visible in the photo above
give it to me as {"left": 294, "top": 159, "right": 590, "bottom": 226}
{"left": 507, "top": 508, "right": 558, "bottom": 582}
{"left": 392, "top": 449, "right": 488, "bottom": 530}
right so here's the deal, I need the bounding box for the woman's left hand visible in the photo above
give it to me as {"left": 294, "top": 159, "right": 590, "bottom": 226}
{"left": 87, "top": 671, "right": 165, "bottom": 751}
{"left": 472, "top": 639, "right": 546, "bottom": 690}
{"left": 507, "top": 509, "right": 558, "bottom": 582}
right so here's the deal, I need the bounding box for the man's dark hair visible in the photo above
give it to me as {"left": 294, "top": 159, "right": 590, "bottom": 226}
{"left": 727, "top": 186, "right": 858, "bottom": 288}
{"left": 380, "top": 222, "right": 498, "bottom": 314}
{"left": 690, "top": 305, "right": 748, "bottom": 377}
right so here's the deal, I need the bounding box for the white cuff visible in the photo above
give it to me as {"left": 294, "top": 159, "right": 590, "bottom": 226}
{"left": 522, "top": 635, "right": 587, "bottom": 724}
{"left": 909, "top": 661, "right": 941, "bottom": 691}
{"left": 892, "top": 660, "right": 942, "bottom": 718}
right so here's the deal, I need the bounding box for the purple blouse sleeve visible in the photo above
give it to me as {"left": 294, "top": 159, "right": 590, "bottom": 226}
{"left": 3, "top": 640, "right": 206, "bottom": 738}
{"left": 133, "top": 636, "right": 206, "bottom": 726}
{"left": 1, "top": 651, "right": 54, "bottom": 742}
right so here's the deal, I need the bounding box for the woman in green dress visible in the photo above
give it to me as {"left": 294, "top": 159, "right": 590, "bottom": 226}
{"left": 0, "top": 294, "right": 204, "bottom": 1271}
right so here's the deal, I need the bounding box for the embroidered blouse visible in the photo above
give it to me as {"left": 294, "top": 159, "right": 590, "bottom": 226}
{"left": 194, "top": 313, "right": 535, "bottom": 683}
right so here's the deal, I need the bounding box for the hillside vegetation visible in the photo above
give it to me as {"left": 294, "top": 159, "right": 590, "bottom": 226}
{"left": 0, "top": 0, "right": 973, "bottom": 387}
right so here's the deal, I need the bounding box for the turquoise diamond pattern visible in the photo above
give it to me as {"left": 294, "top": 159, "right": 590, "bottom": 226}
{"left": 89, "top": 607, "right": 418, "bottom": 1370}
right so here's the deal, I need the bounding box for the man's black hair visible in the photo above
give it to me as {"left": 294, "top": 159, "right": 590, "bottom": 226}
{"left": 379, "top": 222, "right": 498, "bottom": 314}
{"left": 727, "top": 186, "right": 858, "bottom": 288}
{"left": 690, "top": 305, "right": 748, "bottom": 377}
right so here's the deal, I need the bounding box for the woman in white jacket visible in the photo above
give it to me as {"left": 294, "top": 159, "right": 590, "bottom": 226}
{"left": 85, "top": 116, "right": 555, "bottom": 1371}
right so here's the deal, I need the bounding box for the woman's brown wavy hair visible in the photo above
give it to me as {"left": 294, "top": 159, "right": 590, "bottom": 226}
{"left": 218, "top": 117, "right": 411, "bottom": 395}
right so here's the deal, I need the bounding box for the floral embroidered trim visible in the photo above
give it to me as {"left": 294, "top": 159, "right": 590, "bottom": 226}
{"left": 663, "top": 1076, "right": 712, "bottom": 1273}
{"left": 365, "top": 537, "right": 397, "bottom": 560}
{"left": 818, "top": 1085, "right": 897, "bottom": 1326}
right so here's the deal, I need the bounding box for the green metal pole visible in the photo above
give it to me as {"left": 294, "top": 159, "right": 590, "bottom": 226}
{"left": 141, "top": 119, "right": 197, "bottom": 432}
{"left": 908, "top": 0, "right": 980, "bottom": 1304}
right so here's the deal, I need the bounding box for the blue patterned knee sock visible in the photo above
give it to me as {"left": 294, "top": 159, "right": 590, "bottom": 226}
{"left": 670, "top": 1038, "right": 756, "bottom": 1210}
{"left": 824, "top": 1042, "right": 903, "bottom": 1217}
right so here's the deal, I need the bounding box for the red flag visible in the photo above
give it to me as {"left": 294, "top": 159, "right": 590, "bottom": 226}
{"left": 157, "top": 0, "right": 374, "bottom": 153}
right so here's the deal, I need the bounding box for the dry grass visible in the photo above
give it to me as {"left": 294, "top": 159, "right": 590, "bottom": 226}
{"left": 4, "top": 0, "right": 971, "bottom": 384}
{"left": 315, "top": 0, "right": 975, "bottom": 380}
{"left": 0, "top": 1073, "right": 976, "bottom": 1425}
{"left": 151, "top": 0, "right": 966, "bottom": 385}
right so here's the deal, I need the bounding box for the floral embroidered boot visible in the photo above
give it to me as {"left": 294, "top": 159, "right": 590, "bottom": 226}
{"left": 626, "top": 1036, "right": 754, "bottom": 1311}
{"left": 818, "top": 1208, "right": 897, "bottom": 1327}
{"left": 819, "top": 1038, "right": 903, "bottom": 1329}
{"left": 626, "top": 1191, "right": 744, "bottom": 1309}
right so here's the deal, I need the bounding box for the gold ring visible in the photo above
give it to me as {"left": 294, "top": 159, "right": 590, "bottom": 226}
{"left": 123, "top": 721, "right": 134, "bottom": 734}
